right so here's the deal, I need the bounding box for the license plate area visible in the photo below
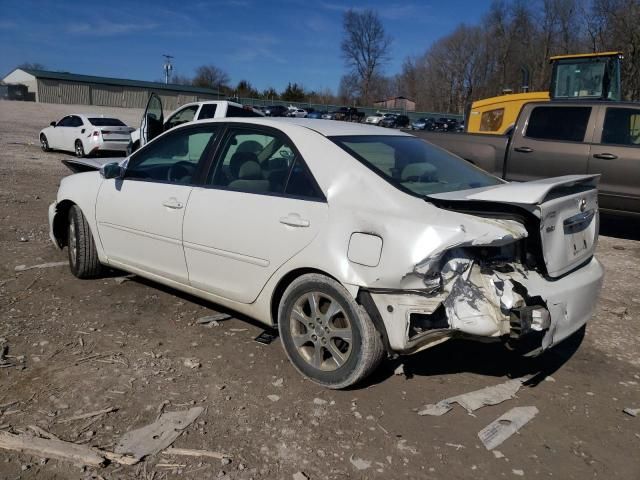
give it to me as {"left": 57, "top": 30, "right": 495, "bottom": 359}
{"left": 564, "top": 210, "right": 595, "bottom": 257}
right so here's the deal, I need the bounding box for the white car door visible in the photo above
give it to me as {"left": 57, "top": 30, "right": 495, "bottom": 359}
{"left": 95, "top": 124, "right": 220, "bottom": 284}
{"left": 48, "top": 116, "right": 72, "bottom": 149}
{"left": 183, "top": 125, "right": 328, "bottom": 303}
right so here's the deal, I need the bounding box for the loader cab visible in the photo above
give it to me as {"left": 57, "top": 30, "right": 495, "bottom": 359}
{"left": 550, "top": 52, "right": 622, "bottom": 102}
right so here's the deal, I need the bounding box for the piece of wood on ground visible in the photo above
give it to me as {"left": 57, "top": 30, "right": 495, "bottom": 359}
{"left": 27, "top": 425, "right": 60, "bottom": 440}
{"left": 478, "top": 406, "right": 539, "bottom": 450}
{"left": 162, "top": 447, "right": 230, "bottom": 460}
{"left": 0, "top": 431, "right": 106, "bottom": 467}
{"left": 114, "top": 407, "right": 204, "bottom": 462}
{"left": 14, "top": 261, "right": 67, "bottom": 272}
{"left": 56, "top": 406, "right": 118, "bottom": 424}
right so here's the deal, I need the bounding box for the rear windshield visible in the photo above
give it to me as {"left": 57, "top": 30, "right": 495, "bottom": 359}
{"left": 88, "top": 118, "right": 126, "bottom": 126}
{"left": 330, "top": 135, "right": 501, "bottom": 196}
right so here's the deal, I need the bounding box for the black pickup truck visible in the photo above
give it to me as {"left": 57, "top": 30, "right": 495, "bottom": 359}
{"left": 329, "top": 107, "right": 365, "bottom": 122}
{"left": 413, "top": 101, "right": 640, "bottom": 216}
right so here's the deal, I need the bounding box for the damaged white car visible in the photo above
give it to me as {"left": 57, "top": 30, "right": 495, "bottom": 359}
{"left": 48, "top": 113, "right": 604, "bottom": 388}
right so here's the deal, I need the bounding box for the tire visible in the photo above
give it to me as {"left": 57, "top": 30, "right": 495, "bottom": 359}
{"left": 40, "top": 134, "right": 50, "bottom": 152}
{"left": 75, "top": 140, "right": 85, "bottom": 158}
{"left": 278, "top": 273, "right": 384, "bottom": 389}
{"left": 67, "top": 205, "right": 103, "bottom": 279}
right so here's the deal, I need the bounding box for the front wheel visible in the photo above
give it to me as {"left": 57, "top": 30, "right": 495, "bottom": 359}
{"left": 278, "top": 274, "right": 384, "bottom": 389}
{"left": 40, "top": 134, "right": 50, "bottom": 152}
{"left": 67, "top": 205, "right": 103, "bottom": 279}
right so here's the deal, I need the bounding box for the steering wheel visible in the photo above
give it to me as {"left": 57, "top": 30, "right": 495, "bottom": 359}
{"left": 167, "top": 161, "right": 195, "bottom": 183}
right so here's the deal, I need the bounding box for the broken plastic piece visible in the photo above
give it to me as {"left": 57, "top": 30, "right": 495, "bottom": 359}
{"left": 478, "top": 406, "right": 539, "bottom": 450}
{"left": 418, "top": 377, "right": 527, "bottom": 416}
{"left": 14, "top": 261, "right": 67, "bottom": 272}
{"left": 196, "top": 313, "right": 232, "bottom": 325}
{"left": 623, "top": 407, "right": 639, "bottom": 417}
{"left": 254, "top": 330, "right": 278, "bottom": 345}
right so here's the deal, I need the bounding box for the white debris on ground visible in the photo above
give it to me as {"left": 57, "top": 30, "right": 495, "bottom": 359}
{"left": 418, "top": 377, "right": 528, "bottom": 416}
{"left": 622, "top": 407, "right": 639, "bottom": 417}
{"left": 14, "top": 261, "right": 67, "bottom": 272}
{"left": 478, "top": 406, "right": 539, "bottom": 450}
{"left": 349, "top": 455, "right": 371, "bottom": 470}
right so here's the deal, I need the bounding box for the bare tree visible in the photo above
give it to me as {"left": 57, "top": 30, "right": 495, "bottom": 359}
{"left": 171, "top": 74, "right": 193, "bottom": 85}
{"left": 192, "top": 65, "right": 230, "bottom": 91}
{"left": 341, "top": 9, "right": 392, "bottom": 104}
{"left": 18, "top": 62, "right": 46, "bottom": 70}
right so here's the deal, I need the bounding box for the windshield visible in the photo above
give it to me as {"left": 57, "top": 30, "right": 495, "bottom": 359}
{"left": 330, "top": 135, "right": 501, "bottom": 196}
{"left": 88, "top": 117, "right": 126, "bottom": 126}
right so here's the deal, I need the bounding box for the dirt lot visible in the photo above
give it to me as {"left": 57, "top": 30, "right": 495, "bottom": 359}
{"left": 0, "top": 100, "right": 639, "bottom": 480}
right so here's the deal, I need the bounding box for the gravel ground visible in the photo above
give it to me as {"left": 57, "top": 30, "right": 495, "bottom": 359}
{"left": 0, "top": 100, "right": 639, "bottom": 480}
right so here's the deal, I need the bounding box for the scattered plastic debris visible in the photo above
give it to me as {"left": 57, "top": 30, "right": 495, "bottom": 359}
{"left": 478, "top": 406, "right": 539, "bottom": 450}
{"left": 183, "top": 358, "right": 201, "bottom": 369}
{"left": 293, "top": 472, "right": 310, "bottom": 480}
{"left": 196, "top": 313, "right": 232, "bottom": 325}
{"left": 14, "top": 261, "right": 67, "bottom": 272}
{"left": 623, "top": 407, "right": 639, "bottom": 417}
{"left": 418, "top": 377, "right": 528, "bottom": 416}
{"left": 254, "top": 330, "right": 278, "bottom": 345}
{"left": 267, "top": 395, "right": 280, "bottom": 402}
{"left": 349, "top": 455, "right": 371, "bottom": 470}
{"left": 394, "top": 364, "right": 405, "bottom": 376}
{"left": 114, "top": 407, "right": 203, "bottom": 462}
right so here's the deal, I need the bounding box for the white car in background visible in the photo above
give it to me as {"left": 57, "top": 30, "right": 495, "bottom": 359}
{"left": 40, "top": 115, "right": 133, "bottom": 157}
{"left": 365, "top": 112, "right": 393, "bottom": 125}
{"left": 48, "top": 111, "right": 604, "bottom": 388}
{"left": 288, "top": 108, "right": 308, "bottom": 118}
{"left": 130, "top": 98, "right": 264, "bottom": 151}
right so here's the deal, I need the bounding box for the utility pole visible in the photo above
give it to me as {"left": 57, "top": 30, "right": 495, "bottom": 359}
{"left": 162, "top": 54, "right": 174, "bottom": 84}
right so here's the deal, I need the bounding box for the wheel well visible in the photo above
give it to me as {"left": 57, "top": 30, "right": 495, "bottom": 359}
{"left": 270, "top": 268, "right": 340, "bottom": 325}
{"left": 52, "top": 200, "right": 76, "bottom": 248}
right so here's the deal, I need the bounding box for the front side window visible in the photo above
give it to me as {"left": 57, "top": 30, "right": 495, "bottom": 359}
{"left": 480, "top": 108, "right": 504, "bottom": 132}
{"left": 601, "top": 108, "right": 640, "bottom": 146}
{"left": 526, "top": 106, "right": 591, "bottom": 142}
{"left": 57, "top": 116, "right": 73, "bottom": 127}
{"left": 165, "top": 105, "right": 198, "bottom": 131}
{"left": 331, "top": 135, "right": 501, "bottom": 196}
{"left": 126, "top": 126, "right": 218, "bottom": 184}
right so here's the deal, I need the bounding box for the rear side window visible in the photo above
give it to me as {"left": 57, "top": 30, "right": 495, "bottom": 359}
{"left": 601, "top": 108, "right": 640, "bottom": 146}
{"left": 526, "top": 106, "right": 591, "bottom": 142}
{"left": 480, "top": 108, "right": 504, "bottom": 132}
{"left": 285, "top": 160, "right": 323, "bottom": 199}
{"left": 227, "top": 106, "right": 262, "bottom": 118}
{"left": 198, "top": 104, "right": 218, "bottom": 120}
{"left": 88, "top": 118, "right": 126, "bottom": 126}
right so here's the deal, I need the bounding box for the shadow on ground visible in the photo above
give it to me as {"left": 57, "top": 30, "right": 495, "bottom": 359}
{"left": 600, "top": 213, "right": 640, "bottom": 241}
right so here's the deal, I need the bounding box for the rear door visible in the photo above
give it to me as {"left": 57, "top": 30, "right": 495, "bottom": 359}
{"left": 589, "top": 105, "right": 640, "bottom": 213}
{"left": 140, "top": 93, "right": 164, "bottom": 147}
{"left": 182, "top": 125, "right": 328, "bottom": 303}
{"left": 506, "top": 105, "right": 595, "bottom": 181}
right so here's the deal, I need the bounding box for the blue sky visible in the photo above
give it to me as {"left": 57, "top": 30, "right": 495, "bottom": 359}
{"left": 0, "top": 0, "right": 491, "bottom": 93}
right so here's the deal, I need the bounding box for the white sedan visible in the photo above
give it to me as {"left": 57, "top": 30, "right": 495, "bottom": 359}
{"left": 40, "top": 114, "right": 133, "bottom": 157}
{"left": 48, "top": 117, "right": 604, "bottom": 388}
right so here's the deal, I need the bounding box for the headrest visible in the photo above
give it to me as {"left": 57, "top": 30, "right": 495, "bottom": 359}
{"left": 401, "top": 162, "right": 437, "bottom": 182}
{"left": 238, "top": 161, "right": 264, "bottom": 180}
{"left": 229, "top": 151, "right": 258, "bottom": 177}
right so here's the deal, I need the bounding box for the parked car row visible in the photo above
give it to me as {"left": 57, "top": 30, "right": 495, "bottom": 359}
{"left": 410, "top": 116, "right": 464, "bottom": 132}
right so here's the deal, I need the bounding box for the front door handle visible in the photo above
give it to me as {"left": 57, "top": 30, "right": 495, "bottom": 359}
{"left": 593, "top": 153, "right": 618, "bottom": 160}
{"left": 514, "top": 146, "right": 534, "bottom": 153}
{"left": 280, "top": 214, "right": 310, "bottom": 228}
{"left": 162, "top": 197, "right": 183, "bottom": 209}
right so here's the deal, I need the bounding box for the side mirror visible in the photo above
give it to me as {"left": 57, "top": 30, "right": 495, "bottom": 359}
{"left": 50, "top": 121, "right": 56, "bottom": 127}
{"left": 100, "top": 161, "right": 123, "bottom": 180}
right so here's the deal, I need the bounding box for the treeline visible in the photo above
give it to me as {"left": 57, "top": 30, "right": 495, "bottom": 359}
{"left": 396, "top": 0, "right": 640, "bottom": 113}
{"left": 173, "top": 65, "right": 339, "bottom": 104}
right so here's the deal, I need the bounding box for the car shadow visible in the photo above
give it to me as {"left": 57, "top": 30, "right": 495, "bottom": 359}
{"left": 358, "top": 326, "right": 586, "bottom": 390}
{"left": 599, "top": 213, "right": 640, "bottom": 241}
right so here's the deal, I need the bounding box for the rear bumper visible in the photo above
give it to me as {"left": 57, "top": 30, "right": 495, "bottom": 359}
{"left": 365, "top": 256, "right": 604, "bottom": 354}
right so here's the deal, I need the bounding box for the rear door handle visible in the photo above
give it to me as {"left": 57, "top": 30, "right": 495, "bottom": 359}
{"left": 162, "top": 198, "right": 183, "bottom": 209}
{"left": 514, "top": 146, "right": 534, "bottom": 153}
{"left": 593, "top": 153, "right": 618, "bottom": 160}
{"left": 280, "top": 214, "right": 310, "bottom": 228}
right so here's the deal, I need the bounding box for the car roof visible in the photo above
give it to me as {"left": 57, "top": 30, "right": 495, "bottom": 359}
{"left": 187, "top": 117, "right": 412, "bottom": 137}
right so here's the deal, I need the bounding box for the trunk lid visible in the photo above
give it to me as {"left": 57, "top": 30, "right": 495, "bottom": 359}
{"left": 100, "top": 126, "right": 132, "bottom": 142}
{"left": 429, "top": 175, "right": 600, "bottom": 278}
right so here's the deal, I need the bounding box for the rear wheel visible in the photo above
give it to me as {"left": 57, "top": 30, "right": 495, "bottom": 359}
{"left": 75, "top": 140, "right": 85, "bottom": 158}
{"left": 40, "top": 134, "right": 50, "bottom": 152}
{"left": 278, "top": 274, "right": 384, "bottom": 389}
{"left": 67, "top": 205, "right": 103, "bottom": 279}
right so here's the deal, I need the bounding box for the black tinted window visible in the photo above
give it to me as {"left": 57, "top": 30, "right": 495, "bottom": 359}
{"left": 285, "top": 159, "right": 322, "bottom": 199}
{"left": 198, "top": 104, "right": 218, "bottom": 120}
{"left": 227, "top": 106, "right": 262, "bottom": 118}
{"left": 602, "top": 108, "right": 640, "bottom": 146}
{"left": 71, "top": 116, "right": 84, "bottom": 127}
{"left": 88, "top": 117, "right": 126, "bottom": 126}
{"left": 526, "top": 106, "right": 591, "bottom": 142}
{"left": 58, "top": 116, "right": 73, "bottom": 127}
